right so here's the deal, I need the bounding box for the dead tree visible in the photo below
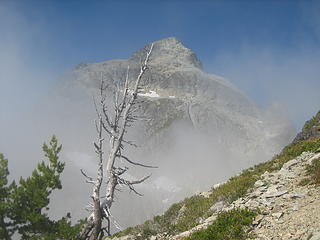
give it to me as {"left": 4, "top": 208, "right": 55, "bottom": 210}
{"left": 78, "top": 44, "right": 155, "bottom": 239}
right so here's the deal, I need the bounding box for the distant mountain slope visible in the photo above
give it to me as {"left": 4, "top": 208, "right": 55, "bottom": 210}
{"left": 67, "top": 37, "right": 293, "bottom": 160}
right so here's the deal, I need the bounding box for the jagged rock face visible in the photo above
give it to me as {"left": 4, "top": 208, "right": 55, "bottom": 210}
{"left": 293, "top": 111, "right": 320, "bottom": 144}
{"left": 69, "top": 37, "right": 293, "bottom": 162}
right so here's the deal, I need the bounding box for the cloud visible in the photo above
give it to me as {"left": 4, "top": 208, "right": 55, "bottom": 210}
{"left": 207, "top": 41, "right": 320, "bottom": 129}
{"left": 0, "top": 1, "right": 55, "bottom": 124}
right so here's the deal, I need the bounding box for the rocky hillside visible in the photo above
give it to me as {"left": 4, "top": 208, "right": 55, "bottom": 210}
{"left": 169, "top": 150, "right": 320, "bottom": 240}
{"left": 107, "top": 111, "right": 320, "bottom": 240}
{"left": 65, "top": 37, "right": 293, "bottom": 161}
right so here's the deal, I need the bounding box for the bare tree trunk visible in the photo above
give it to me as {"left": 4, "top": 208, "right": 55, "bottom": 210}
{"left": 78, "top": 44, "right": 155, "bottom": 239}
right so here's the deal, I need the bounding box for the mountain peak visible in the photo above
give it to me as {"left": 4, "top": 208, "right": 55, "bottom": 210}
{"left": 153, "top": 37, "right": 183, "bottom": 49}
{"left": 131, "top": 37, "right": 202, "bottom": 69}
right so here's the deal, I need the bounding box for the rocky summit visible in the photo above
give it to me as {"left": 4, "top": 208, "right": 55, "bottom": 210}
{"left": 67, "top": 37, "right": 294, "bottom": 163}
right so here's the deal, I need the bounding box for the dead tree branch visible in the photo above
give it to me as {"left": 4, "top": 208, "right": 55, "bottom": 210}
{"left": 78, "top": 44, "right": 154, "bottom": 239}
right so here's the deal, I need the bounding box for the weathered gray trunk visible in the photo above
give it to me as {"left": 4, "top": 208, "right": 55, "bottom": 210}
{"left": 78, "top": 44, "right": 154, "bottom": 239}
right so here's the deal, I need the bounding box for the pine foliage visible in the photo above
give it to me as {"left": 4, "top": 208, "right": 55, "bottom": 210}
{"left": 0, "top": 136, "right": 81, "bottom": 240}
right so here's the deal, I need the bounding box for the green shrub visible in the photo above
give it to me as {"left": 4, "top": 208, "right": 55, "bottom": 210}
{"left": 302, "top": 111, "right": 320, "bottom": 131}
{"left": 111, "top": 226, "right": 135, "bottom": 238}
{"left": 274, "top": 138, "right": 320, "bottom": 167}
{"left": 185, "top": 208, "right": 257, "bottom": 240}
{"left": 306, "top": 157, "right": 320, "bottom": 184}
{"left": 299, "top": 177, "right": 311, "bottom": 186}
{"left": 173, "top": 195, "right": 212, "bottom": 233}
{"left": 137, "top": 222, "right": 158, "bottom": 240}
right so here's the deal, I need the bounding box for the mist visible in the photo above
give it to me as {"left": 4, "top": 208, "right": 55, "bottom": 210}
{"left": 207, "top": 43, "right": 320, "bottom": 129}
{"left": 0, "top": 79, "right": 294, "bottom": 230}
{"left": 1, "top": 0, "right": 320, "bottom": 233}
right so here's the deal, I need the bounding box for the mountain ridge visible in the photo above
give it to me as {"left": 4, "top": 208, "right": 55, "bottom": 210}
{"left": 67, "top": 37, "right": 293, "bottom": 160}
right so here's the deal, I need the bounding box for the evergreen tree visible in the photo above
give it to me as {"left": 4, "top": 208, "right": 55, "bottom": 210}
{"left": 0, "top": 153, "right": 14, "bottom": 239}
{"left": 0, "top": 136, "right": 81, "bottom": 239}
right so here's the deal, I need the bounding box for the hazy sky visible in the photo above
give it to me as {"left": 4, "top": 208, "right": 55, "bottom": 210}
{"left": 1, "top": 0, "right": 319, "bottom": 129}
{"left": 1, "top": 0, "right": 320, "bottom": 228}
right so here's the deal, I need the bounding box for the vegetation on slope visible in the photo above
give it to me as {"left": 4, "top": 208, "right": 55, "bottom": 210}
{"left": 300, "top": 156, "right": 320, "bottom": 186}
{"left": 306, "top": 156, "right": 320, "bottom": 184}
{"left": 302, "top": 111, "right": 320, "bottom": 131}
{"left": 185, "top": 209, "right": 257, "bottom": 240}
{"left": 113, "top": 137, "right": 320, "bottom": 239}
